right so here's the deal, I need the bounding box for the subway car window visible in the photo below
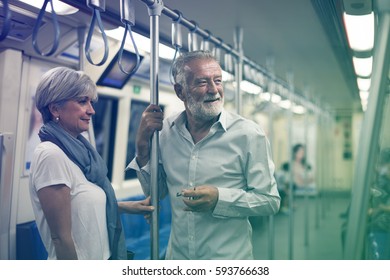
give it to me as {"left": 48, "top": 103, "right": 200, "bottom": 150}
{"left": 124, "top": 99, "right": 149, "bottom": 180}
{"left": 92, "top": 95, "right": 118, "bottom": 181}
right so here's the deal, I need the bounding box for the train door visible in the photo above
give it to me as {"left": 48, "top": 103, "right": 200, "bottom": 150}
{"left": 0, "top": 48, "right": 67, "bottom": 259}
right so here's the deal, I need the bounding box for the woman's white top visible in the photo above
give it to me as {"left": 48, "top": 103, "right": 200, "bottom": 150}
{"left": 29, "top": 141, "right": 110, "bottom": 260}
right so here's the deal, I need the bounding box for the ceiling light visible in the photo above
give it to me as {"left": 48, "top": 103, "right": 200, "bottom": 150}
{"left": 222, "top": 70, "right": 234, "bottom": 82}
{"left": 105, "top": 27, "right": 176, "bottom": 60}
{"left": 279, "top": 99, "right": 291, "bottom": 109}
{"left": 240, "top": 80, "right": 262, "bottom": 94}
{"left": 261, "top": 92, "right": 271, "bottom": 101}
{"left": 359, "top": 90, "right": 369, "bottom": 100}
{"left": 271, "top": 94, "right": 281, "bottom": 103}
{"left": 19, "top": 0, "right": 79, "bottom": 15}
{"left": 292, "top": 104, "right": 306, "bottom": 114}
{"left": 361, "top": 99, "right": 368, "bottom": 111}
{"left": 357, "top": 77, "right": 371, "bottom": 91}
{"left": 343, "top": 12, "right": 374, "bottom": 52}
{"left": 353, "top": 56, "right": 373, "bottom": 77}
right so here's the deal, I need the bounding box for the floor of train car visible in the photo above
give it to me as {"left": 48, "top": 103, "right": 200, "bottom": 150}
{"left": 251, "top": 191, "right": 351, "bottom": 260}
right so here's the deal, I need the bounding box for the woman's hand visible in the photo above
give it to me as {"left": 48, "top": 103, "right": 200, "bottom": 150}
{"left": 118, "top": 196, "right": 155, "bottom": 215}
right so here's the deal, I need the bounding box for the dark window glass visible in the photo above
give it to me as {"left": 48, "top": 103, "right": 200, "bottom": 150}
{"left": 92, "top": 95, "right": 118, "bottom": 181}
{"left": 125, "top": 100, "right": 164, "bottom": 180}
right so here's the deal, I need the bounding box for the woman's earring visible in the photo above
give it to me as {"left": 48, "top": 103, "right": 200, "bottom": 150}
{"left": 55, "top": 116, "right": 60, "bottom": 123}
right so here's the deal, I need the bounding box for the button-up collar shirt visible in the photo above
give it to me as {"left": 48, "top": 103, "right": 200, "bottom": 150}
{"left": 127, "top": 109, "right": 280, "bottom": 259}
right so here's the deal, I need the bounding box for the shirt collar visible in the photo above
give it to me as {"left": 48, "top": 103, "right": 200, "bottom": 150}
{"left": 170, "top": 109, "right": 228, "bottom": 132}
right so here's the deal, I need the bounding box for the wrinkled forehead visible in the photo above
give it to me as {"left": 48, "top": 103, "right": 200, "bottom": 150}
{"left": 184, "top": 58, "right": 222, "bottom": 79}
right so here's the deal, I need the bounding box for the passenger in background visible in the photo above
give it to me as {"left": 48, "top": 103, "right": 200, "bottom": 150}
{"left": 29, "top": 67, "right": 154, "bottom": 260}
{"left": 292, "top": 143, "right": 316, "bottom": 195}
{"left": 127, "top": 51, "right": 280, "bottom": 259}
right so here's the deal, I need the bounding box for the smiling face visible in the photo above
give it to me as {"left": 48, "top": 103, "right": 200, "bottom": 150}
{"left": 50, "top": 95, "right": 95, "bottom": 137}
{"left": 176, "top": 58, "right": 224, "bottom": 122}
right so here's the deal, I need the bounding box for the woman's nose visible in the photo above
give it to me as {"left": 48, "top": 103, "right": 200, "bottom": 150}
{"left": 87, "top": 102, "right": 95, "bottom": 115}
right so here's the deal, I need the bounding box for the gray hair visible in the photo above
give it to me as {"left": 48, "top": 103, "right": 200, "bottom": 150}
{"left": 35, "top": 67, "right": 97, "bottom": 123}
{"left": 171, "top": 50, "right": 219, "bottom": 88}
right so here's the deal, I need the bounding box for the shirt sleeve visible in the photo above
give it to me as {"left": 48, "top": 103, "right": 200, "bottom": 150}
{"left": 212, "top": 132, "right": 281, "bottom": 218}
{"left": 32, "top": 145, "right": 73, "bottom": 191}
{"left": 126, "top": 158, "right": 168, "bottom": 199}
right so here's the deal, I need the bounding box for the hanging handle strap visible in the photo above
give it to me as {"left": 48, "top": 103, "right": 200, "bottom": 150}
{"left": 118, "top": 23, "right": 141, "bottom": 75}
{"left": 200, "top": 29, "right": 212, "bottom": 51}
{"left": 32, "top": 0, "right": 60, "bottom": 56}
{"left": 169, "top": 10, "right": 183, "bottom": 84}
{"left": 0, "top": 0, "right": 12, "bottom": 41}
{"left": 85, "top": 0, "right": 109, "bottom": 66}
{"left": 187, "top": 20, "right": 199, "bottom": 52}
{"left": 118, "top": 0, "right": 141, "bottom": 75}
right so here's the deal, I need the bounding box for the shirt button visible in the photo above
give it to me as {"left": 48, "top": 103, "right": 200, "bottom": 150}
{"left": 192, "top": 155, "right": 196, "bottom": 159}
{"left": 189, "top": 236, "right": 194, "bottom": 240}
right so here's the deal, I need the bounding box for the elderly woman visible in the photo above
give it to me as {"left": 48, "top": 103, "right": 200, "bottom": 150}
{"left": 29, "top": 67, "right": 153, "bottom": 260}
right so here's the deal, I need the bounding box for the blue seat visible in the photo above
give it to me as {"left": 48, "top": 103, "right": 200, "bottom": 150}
{"left": 16, "top": 221, "right": 48, "bottom": 260}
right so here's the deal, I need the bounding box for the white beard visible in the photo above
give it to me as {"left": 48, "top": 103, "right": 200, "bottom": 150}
{"left": 186, "top": 92, "right": 224, "bottom": 121}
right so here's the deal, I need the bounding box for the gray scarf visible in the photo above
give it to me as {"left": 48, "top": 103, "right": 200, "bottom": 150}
{"left": 39, "top": 121, "right": 126, "bottom": 260}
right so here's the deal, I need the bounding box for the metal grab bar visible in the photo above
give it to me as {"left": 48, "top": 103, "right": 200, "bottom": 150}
{"left": 85, "top": 0, "right": 109, "bottom": 66}
{"left": 138, "top": 0, "right": 327, "bottom": 116}
{"left": 32, "top": 0, "right": 60, "bottom": 56}
{"left": 0, "top": 0, "right": 12, "bottom": 41}
{"left": 118, "top": 0, "right": 141, "bottom": 75}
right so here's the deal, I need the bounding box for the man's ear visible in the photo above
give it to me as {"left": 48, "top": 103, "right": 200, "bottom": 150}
{"left": 174, "top": 84, "right": 185, "bottom": 101}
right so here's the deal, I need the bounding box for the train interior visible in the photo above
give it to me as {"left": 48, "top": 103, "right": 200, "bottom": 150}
{"left": 1, "top": 0, "right": 390, "bottom": 260}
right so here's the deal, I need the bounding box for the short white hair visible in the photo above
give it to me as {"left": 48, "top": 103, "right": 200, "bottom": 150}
{"left": 35, "top": 67, "right": 97, "bottom": 123}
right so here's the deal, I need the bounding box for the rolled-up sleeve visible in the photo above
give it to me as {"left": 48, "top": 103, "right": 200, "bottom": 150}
{"left": 126, "top": 159, "right": 168, "bottom": 199}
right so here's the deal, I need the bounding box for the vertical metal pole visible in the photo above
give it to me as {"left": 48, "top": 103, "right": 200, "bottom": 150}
{"left": 146, "top": 0, "right": 163, "bottom": 260}
{"left": 322, "top": 117, "right": 328, "bottom": 219}
{"left": 0, "top": 133, "right": 14, "bottom": 260}
{"left": 315, "top": 112, "right": 320, "bottom": 229}
{"left": 287, "top": 74, "right": 294, "bottom": 260}
{"left": 303, "top": 109, "right": 309, "bottom": 246}
{"left": 233, "top": 27, "right": 243, "bottom": 115}
{"left": 267, "top": 102, "right": 275, "bottom": 260}
{"left": 266, "top": 58, "right": 276, "bottom": 260}
{"left": 345, "top": 3, "right": 390, "bottom": 259}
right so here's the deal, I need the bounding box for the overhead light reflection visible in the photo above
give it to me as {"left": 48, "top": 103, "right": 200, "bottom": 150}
{"left": 105, "top": 28, "right": 176, "bottom": 60}
{"left": 240, "top": 80, "right": 262, "bottom": 94}
{"left": 292, "top": 104, "right": 306, "bottom": 114}
{"left": 279, "top": 99, "right": 291, "bottom": 109}
{"left": 18, "top": 0, "right": 79, "bottom": 15}
{"left": 271, "top": 94, "right": 281, "bottom": 103}
{"left": 222, "top": 70, "right": 234, "bottom": 82}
